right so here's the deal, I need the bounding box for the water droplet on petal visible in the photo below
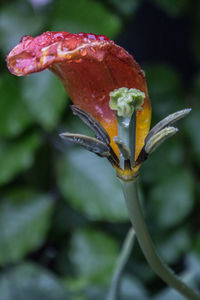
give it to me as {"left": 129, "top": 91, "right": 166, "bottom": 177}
{"left": 88, "top": 34, "right": 96, "bottom": 40}
{"left": 20, "top": 35, "right": 32, "bottom": 43}
{"left": 80, "top": 48, "right": 87, "bottom": 56}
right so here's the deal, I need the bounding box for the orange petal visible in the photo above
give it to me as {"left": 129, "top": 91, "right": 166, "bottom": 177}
{"left": 7, "top": 31, "right": 151, "bottom": 159}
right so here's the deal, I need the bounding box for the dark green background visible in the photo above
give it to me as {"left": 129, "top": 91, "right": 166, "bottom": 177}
{"left": 0, "top": 0, "right": 200, "bottom": 299}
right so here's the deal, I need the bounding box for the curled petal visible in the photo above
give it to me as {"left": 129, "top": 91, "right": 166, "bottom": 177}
{"left": 7, "top": 31, "right": 151, "bottom": 159}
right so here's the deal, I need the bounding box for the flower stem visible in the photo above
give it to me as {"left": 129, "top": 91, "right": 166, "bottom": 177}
{"left": 117, "top": 112, "right": 136, "bottom": 167}
{"left": 121, "top": 179, "right": 200, "bottom": 300}
{"left": 107, "top": 227, "right": 135, "bottom": 300}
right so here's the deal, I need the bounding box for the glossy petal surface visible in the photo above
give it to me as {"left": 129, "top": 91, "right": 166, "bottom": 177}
{"left": 7, "top": 31, "right": 151, "bottom": 159}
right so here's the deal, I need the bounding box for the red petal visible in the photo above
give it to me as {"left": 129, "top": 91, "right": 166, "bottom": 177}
{"left": 7, "top": 31, "right": 151, "bottom": 159}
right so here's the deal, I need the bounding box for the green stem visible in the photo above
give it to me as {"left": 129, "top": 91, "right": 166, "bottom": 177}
{"left": 117, "top": 112, "right": 136, "bottom": 167}
{"left": 107, "top": 227, "right": 135, "bottom": 300}
{"left": 121, "top": 179, "right": 200, "bottom": 300}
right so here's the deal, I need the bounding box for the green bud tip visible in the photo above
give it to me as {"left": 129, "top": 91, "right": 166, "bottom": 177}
{"left": 109, "top": 87, "right": 145, "bottom": 118}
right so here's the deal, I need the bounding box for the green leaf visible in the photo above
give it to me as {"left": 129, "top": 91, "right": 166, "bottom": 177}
{"left": 85, "top": 275, "right": 149, "bottom": 300}
{"left": 194, "top": 73, "right": 200, "bottom": 98}
{"left": 184, "top": 75, "right": 200, "bottom": 163}
{"left": 192, "top": 4, "right": 200, "bottom": 65}
{"left": 0, "top": 74, "right": 33, "bottom": 137}
{"left": 0, "top": 263, "right": 69, "bottom": 300}
{"left": 141, "top": 139, "right": 185, "bottom": 185}
{"left": 145, "top": 64, "right": 184, "bottom": 119}
{"left": 152, "top": 0, "right": 189, "bottom": 17}
{"left": 149, "top": 170, "right": 194, "bottom": 228}
{"left": 107, "top": 0, "right": 141, "bottom": 16}
{"left": 184, "top": 107, "right": 200, "bottom": 164}
{"left": 50, "top": 0, "right": 122, "bottom": 38}
{"left": 0, "top": 1, "right": 46, "bottom": 54}
{"left": 22, "top": 71, "right": 67, "bottom": 130}
{"left": 0, "top": 133, "right": 41, "bottom": 185}
{"left": 69, "top": 228, "right": 119, "bottom": 285}
{"left": 154, "top": 255, "right": 200, "bottom": 300}
{"left": 121, "top": 276, "right": 149, "bottom": 300}
{"left": 194, "top": 234, "right": 200, "bottom": 257}
{"left": 0, "top": 189, "right": 53, "bottom": 264}
{"left": 157, "top": 228, "right": 191, "bottom": 264}
{"left": 57, "top": 149, "right": 128, "bottom": 221}
{"left": 84, "top": 286, "right": 107, "bottom": 300}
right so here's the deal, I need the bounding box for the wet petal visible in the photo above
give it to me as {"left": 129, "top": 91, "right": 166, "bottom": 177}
{"left": 6, "top": 31, "right": 151, "bottom": 159}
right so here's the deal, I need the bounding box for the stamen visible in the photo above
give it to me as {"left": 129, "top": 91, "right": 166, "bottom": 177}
{"left": 71, "top": 105, "right": 110, "bottom": 145}
{"left": 135, "top": 127, "right": 178, "bottom": 166}
{"left": 109, "top": 146, "right": 120, "bottom": 167}
{"left": 136, "top": 108, "right": 192, "bottom": 166}
{"left": 60, "top": 132, "right": 120, "bottom": 168}
{"left": 135, "top": 147, "right": 148, "bottom": 166}
{"left": 145, "top": 108, "right": 191, "bottom": 143}
{"left": 60, "top": 132, "right": 110, "bottom": 157}
{"left": 145, "top": 127, "right": 178, "bottom": 154}
{"left": 114, "top": 136, "right": 131, "bottom": 164}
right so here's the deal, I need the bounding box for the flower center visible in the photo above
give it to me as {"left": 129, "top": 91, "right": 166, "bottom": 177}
{"left": 109, "top": 87, "right": 145, "bottom": 118}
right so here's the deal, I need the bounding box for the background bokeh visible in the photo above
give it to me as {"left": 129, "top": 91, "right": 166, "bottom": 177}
{"left": 0, "top": 0, "right": 200, "bottom": 299}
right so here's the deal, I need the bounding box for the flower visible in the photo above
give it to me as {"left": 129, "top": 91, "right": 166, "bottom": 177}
{"left": 6, "top": 31, "right": 151, "bottom": 162}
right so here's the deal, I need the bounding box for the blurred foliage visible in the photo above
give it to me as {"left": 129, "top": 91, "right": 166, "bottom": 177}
{"left": 1, "top": 0, "right": 200, "bottom": 299}
{"left": 50, "top": 0, "right": 122, "bottom": 35}
{"left": 22, "top": 71, "right": 67, "bottom": 130}
{"left": 0, "top": 263, "right": 69, "bottom": 300}
{"left": 152, "top": 0, "right": 190, "bottom": 17}
{"left": 0, "top": 189, "right": 53, "bottom": 264}
{"left": 57, "top": 149, "right": 127, "bottom": 221}
{"left": 69, "top": 228, "right": 119, "bottom": 285}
